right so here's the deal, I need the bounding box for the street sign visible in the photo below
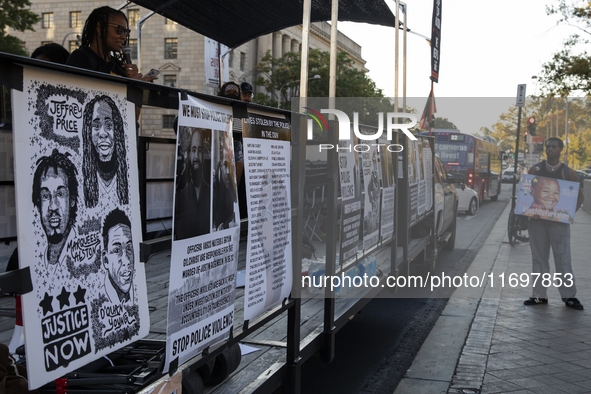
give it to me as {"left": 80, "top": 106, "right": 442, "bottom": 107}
{"left": 516, "top": 84, "right": 526, "bottom": 107}
{"left": 532, "top": 135, "right": 543, "bottom": 144}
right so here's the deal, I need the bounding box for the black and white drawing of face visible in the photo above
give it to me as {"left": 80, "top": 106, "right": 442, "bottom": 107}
{"left": 104, "top": 224, "right": 134, "bottom": 294}
{"left": 40, "top": 167, "right": 72, "bottom": 244}
{"left": 92, "top": 100, "right": 115, "bottom": 162}
{"left": 189, "top": 131, "right": 204, "bottom": 185}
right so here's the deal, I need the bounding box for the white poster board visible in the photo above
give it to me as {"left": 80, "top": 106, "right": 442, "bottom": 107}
{"left": 338, "top": 138, "right": 361, "bottom": 267}
{"left": 165, "top": 95, "right": 239, "bottom": 372}
{"left": 422, "top": 139, "right": 434, "bottom": 212}
{"left": 12, "top": 66, "right": 149, "bottom": 389}
{"left": 361, "top": 146, "right": 381, "bottom": 252}
{"left": 205, "top": 37, "right": 230, "bottom": 88}
{"left": 379, "top": 140, "right": 395, "bottom": 244}
{"left": 242, "top": 111, "right": 292, "bottom": 322}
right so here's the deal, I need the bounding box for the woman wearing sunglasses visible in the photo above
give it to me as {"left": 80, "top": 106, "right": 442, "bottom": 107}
{"left": 67, "top": 6, "right": 156, "bottom": 83}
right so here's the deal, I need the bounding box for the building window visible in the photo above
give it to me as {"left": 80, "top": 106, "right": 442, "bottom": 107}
{"left": 239, "top": 52, "right": 245, "bottom": 71}
{"left": 165, "top": 38, "right": 178, "bottom": 59}
{"left": 128, "top": 9, "right": 140, "bottom": 26}
{"left": 42, "top": 13, "right": 54, "bottom": 29}
{"left": 163, "top": 75, "right": 177, "bottom": 88}
{"left": 163, "top": 115, "right": 176, "bottom": 129}
{"left": 70, "top": 11, "right": 82, "bottom": 28}
{"left": 128, "top": 39, "right": 138, "bottom": 59}
{"left": 228, "top": 51, "right": 234, "bottom": 68}
{"left": 69, "top": 40, "right": 79, "bottom": 53}
{"left": 165, "top": 18, "right": 177, "bottom": 25}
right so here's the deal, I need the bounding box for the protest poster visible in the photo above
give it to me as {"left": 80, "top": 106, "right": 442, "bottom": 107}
{"left": 11, "top": 65, "right": 149, "bottom": 389}
{"left": 379, "top": 140, "right": 395, "bottom": 244}
{"left": 362, "top": 145, "right": 381, "bottom": 252}
{"left": 338, "top": 138, "right": 362, "bottom": 267}
{"left": 422, "top": 139, "right": 434, "bottom": 212}
{"left": 165, "top": 94, "right": 239, "bottom": 372}
{"left": 417, "top": 140, "right": 427, "bottom": 216}
{"left": 204, "top": 37, "right": 229, "bottom": 88}
{"left": 408, "top": 140, "right": 419, "bottom": 223}
{"left": 242, "top": 111, "right": 292, "bottom": 322}
{"left": 515, "top": 174, "right": 579, "bottom": 224}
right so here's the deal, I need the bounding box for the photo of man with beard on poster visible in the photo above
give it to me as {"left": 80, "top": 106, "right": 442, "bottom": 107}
{"left": 174, "top": 128, "right": 212, "bottom": 240}
{"left": 213, "top": 130, "right": 238, "bottom": 231}
{"left": 82, "top": 95, "right": 129, "bottom": 208}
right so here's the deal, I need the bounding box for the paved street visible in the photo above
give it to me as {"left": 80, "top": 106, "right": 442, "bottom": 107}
{"left": 301, "top": 185, "right": 512, "bottom": 393}
{"left": 396, "top": 187, "right": 591, "bottom": 394}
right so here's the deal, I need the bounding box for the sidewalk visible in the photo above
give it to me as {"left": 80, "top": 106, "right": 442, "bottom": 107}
{"left": 395, "top": 203, "right": 591, "bottom": 394}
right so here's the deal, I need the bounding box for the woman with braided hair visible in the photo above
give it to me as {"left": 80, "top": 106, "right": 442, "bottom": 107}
{"left": 66, "top": 6, "right": 156, "bottom": 120}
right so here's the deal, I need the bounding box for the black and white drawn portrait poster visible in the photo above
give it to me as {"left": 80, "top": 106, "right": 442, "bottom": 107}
{"left": 242, "top": 111, "right": 292, "bottom": 322}
{"left": 165, "top": 94, "right": 239, "bottom": 373}
{"left": 379, "top": 139, "right": 395, "bottom": 244}
{"left": 11, "top": 66, "right": 149, "bottom": 389}
{"left": 362, "top": 145, "right": 381, "bottom": 252}
{"left": 338, "top": 137, "right": 361, "bottom": 268}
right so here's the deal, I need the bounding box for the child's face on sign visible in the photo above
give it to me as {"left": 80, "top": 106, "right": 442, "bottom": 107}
{"left": 532, "top": 178, "right": 560, "bottom": 210}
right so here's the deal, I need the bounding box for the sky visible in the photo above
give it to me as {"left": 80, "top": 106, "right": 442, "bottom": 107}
{"left": 335, "top": 0, "right": 579, "bottom": 134}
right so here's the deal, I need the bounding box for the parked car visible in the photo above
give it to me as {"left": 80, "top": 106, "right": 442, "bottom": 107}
{"left": 434, "top": 155, "right": 459, "bottom": 250}
{"left": 502, "top": 166, "right": 521, "bottom": 183}
{"left": 579, "top": 168, "right": 591, "bottom": 175}
{"left": 576, "top": 170, "right": 591, "bottom": 187}
{"left": 450, "top": 174, "right": 479, "bottom": 215}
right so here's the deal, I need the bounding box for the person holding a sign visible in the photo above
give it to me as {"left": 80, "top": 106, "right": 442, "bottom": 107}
{"left": 524, "top": 137, "right": 584, "bottom": 309}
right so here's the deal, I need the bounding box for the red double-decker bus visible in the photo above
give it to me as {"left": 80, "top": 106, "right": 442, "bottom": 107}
{"left": 420, "top": 129, "right": 502, "bottom": 202}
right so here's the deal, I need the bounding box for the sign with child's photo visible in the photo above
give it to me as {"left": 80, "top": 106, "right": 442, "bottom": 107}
{"left": 515, "top": 174, "right": 579, "bottom": 224}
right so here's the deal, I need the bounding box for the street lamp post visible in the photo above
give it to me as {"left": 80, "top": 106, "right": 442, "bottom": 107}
{"left": 276, "top": 74, "right": 321, "bottom": 108}
{"left": 61, "top": 32, "right": 81, "bottom": 47}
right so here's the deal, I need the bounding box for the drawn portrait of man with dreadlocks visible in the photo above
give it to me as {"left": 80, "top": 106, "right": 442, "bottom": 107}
{"left": 82, "top": 95, "right": 129, "bottom": 208}
{"left": 32, "top": 149, "right": 79, "bottom": 273}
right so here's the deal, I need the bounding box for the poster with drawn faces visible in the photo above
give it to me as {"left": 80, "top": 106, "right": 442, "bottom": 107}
{"left": 11, "top": 66, "right": 149, "bottom": 389}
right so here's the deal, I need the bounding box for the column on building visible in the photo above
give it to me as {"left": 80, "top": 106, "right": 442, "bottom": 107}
{"left": 273, "top": 32, "right": 283, "bottom": 58}
{"left": 282, "top": 35, "right": 291, "bottom": 54}
{"left": 256, "top": 33, "right": 273, "bottom": 95}
{"left": 291, "top": 39, "right": 300, "bottom": 53}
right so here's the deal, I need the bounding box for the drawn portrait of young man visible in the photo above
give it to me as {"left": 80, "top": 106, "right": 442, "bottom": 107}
{"left": 102, "top": 208, "right": 135, "bottom": 304}
{"left": 32, "top": 149, "right": 79, "bottom": 272}
{"left": 82, "top": 95, "right": 129, "bottom": 208}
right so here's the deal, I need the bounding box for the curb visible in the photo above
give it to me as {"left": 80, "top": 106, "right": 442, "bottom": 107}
{"left": 394, "top": 202, "right": 513, "bottom": 394}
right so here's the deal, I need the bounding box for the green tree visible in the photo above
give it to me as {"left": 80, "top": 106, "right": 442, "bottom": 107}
{"left": 253, "top": 49, "right": 385, "bottom": 109}
{"left": 0, "top": 0, "right": 40, "bottom": 56}
{"left": 539, "top": 1, "right": 591, "bottom": 96}
{"left": 434, "top": 117, "right": 458, "bottom": 129}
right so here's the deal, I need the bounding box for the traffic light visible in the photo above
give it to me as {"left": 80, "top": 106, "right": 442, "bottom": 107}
{"left": 527, "top": 116, "right": 536, "bottom": 135}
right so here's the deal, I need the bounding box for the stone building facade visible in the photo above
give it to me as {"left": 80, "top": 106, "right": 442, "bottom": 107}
{"left": 7, "top": 1, "right": 366, "bottom": 138}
